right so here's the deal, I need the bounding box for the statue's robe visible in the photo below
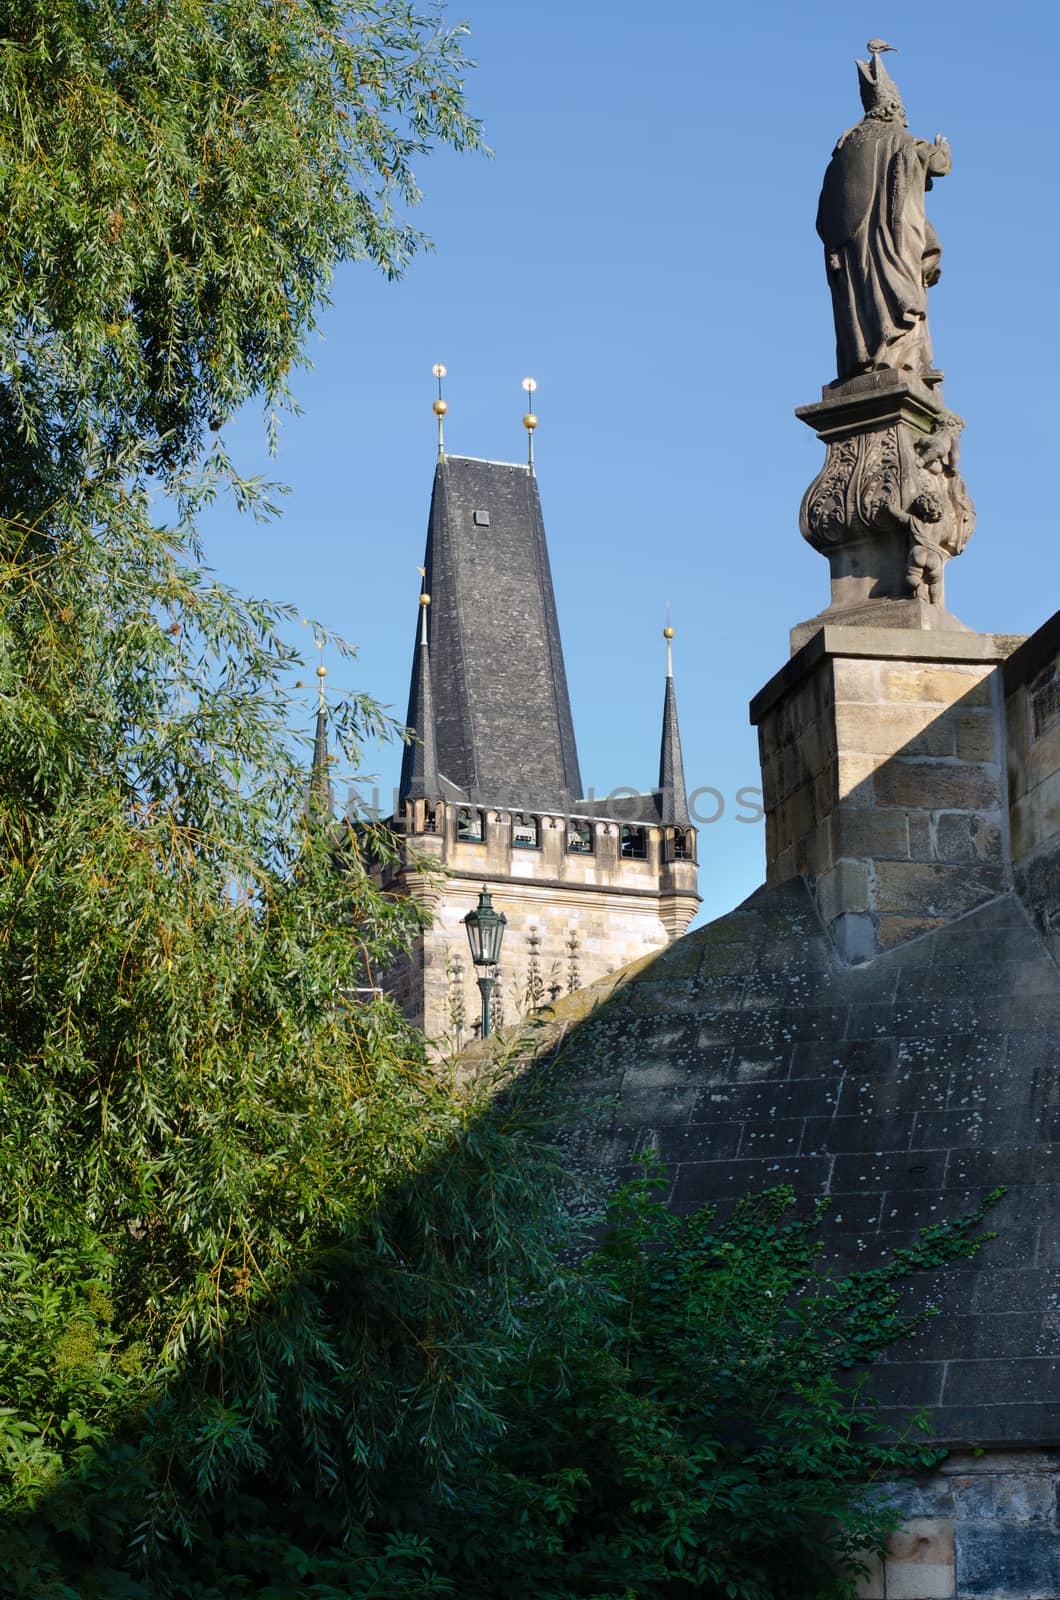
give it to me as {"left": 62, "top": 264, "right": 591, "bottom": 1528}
{"left": 817, "top": 120, "right": 940, "bottom": 381}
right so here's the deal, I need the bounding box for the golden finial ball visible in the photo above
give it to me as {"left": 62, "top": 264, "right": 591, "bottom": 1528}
{"left": 522, "top": 412, "right": 538, "bottom": 432}
{"left": 316, "top": 663, "right": 327, "bottom": 679}
{"left": 663, "top": 625, "right": 675, "bottom": 640}
{"left": 433, "top": 398, "right": 448, "bottom": 417}
{"left": 419, "top": 591, "right": 431, "bottom": 607}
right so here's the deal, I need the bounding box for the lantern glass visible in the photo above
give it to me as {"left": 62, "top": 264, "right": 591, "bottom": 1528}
{"left": 464, "top": 885, "right": 506, "bottom": 968}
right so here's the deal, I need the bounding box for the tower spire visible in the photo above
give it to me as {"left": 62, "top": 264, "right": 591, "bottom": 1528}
{"left": 308, "top": 637, "right": 334, "bottom": 819}
{"left": 398, "top": 570, "right": 440, "bottom": 802}
{"left": 658, "top": 619, "right": 690, "bottom": 826}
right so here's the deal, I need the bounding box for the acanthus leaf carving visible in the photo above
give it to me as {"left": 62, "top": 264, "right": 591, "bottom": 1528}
{"left": 800, "top": 403, "right": 974, "bottom": 607}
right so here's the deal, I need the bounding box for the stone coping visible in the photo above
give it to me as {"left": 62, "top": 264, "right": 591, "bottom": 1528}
{"left": 1002, "top": 607, "right": 1060, "bottom": 693}
{"left": 749, "top": 626, "right": 1021, "bottom": 727}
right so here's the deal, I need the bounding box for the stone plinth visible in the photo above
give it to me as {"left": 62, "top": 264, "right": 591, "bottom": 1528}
{"left": 794, "top": 372, "right": 975, "bottom": 651}
{"left": 750, "top": 627, "right": 1017, "bottom": 961}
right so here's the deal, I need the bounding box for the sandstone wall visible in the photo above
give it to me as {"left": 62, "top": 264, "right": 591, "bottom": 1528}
{"left": 854, "top": 1451, "right": 1060, "bottom": 1599}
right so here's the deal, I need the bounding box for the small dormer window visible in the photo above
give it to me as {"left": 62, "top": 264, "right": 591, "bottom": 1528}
{"left": 472, "top": 508, "right": 490, "bottom": 528}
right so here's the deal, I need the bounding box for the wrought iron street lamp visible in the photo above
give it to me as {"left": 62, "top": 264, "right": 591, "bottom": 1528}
{"left": 463, "top": 884, "right": 506, "bottom": 1039}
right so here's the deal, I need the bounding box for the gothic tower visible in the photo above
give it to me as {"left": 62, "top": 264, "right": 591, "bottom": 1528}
{"left": 376, "top": 392, "right": 700, "bottom": 1046}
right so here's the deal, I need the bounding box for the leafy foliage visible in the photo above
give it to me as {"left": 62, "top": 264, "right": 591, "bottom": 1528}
{"left": 0, "top": 1133, "right": 998, "bottom": 1597}
{"left": 417, "top": 1162, "right": 999, "bottom": 1600}
{"left": 0, "top": 0, "right": 483, "bottom": 492}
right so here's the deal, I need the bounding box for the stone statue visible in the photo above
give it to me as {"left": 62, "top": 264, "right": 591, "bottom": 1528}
{"left": 817, "top": 43, "right": 950, "bottom": 383}
{"left": 792, "top": 44, "right": 975, "bottom": 644}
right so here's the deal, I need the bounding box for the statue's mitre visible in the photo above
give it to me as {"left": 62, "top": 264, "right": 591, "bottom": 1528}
{"left": 856, "top": 52, "right": 905, "bottom": 115}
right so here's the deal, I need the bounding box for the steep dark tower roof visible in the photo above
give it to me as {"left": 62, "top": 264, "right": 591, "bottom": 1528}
{"left": 398, "top": 595, "right": 440, "bottom": 802}
{"left": 413, "top": 456, "right": 582, "bottom": 809}
{"left": 657, "top": 637, "right": 690, "bottom": 825}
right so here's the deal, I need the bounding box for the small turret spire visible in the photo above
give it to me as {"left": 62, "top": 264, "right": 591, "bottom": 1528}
{"left": 658, "top": 619, "right": 690, "bottom": 826}
{"left": 432, "top": 362, "right": 448, "bottom": 460}
{"left": 308, "top": 636, "right": 334, "bottom": 819}
{"left": 399, "top": 570, "right": 440, "bottom": 802}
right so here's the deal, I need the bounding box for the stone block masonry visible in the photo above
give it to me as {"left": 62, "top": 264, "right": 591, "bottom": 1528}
{"left": 851, "top": 1451, "right": 1060, "bottom": 1599}
{"left": 533, "top": 878, "right": 1060, "bottom": 1450}
{"left": 751, "top": 627, "right": 1018, "bottom": 962}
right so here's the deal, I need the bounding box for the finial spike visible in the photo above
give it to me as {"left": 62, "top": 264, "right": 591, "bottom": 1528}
{"left": 315, "top": 636, "right": 327, "bottom": 709}
{"left": 663, "top": 607, "right": 675, "bottom": 679}
{"left": 521, "top": 376, "right": 538, "bottom": 472}
{"left": 432, "top": 362, "right": 448, "bottom": 459}
{"left": 418, "top": 567, "right": 431, "bottom": 645}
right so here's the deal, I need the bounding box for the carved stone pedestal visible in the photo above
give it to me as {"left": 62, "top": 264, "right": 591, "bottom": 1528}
{"left": 793, "top": 369, "right": 974, "bottom": 656}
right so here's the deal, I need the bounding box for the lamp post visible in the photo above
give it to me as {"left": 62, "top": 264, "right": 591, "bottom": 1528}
{"left": 463, "top": 884, "right": 507, "bottom": 1039}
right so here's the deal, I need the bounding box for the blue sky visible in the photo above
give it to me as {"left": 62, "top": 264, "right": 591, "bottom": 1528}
{"left": 197, "top": 1, "right": 1059, "bottom": 925}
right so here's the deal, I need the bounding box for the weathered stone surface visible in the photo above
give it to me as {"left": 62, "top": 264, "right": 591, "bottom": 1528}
{"left": 873, "top": 860, "right": 1000, "bottom": 917}
{"left": 883, "top": 1518, "right": 955, "bottom": 1599}
{"left": 834, "top": 656, "right": 881, "bottom": 702}
{"left": 956, "top": 1525, "right": 1060, "bottom": 1596}
{"left": 872, "top": 760, "right": 1001, "bottom": 812}
{"left": 834, "top": 701, "right": 957, "bottom": 756}
{"left": 877, "top": 913, "right": 950, "bottom": 949}
{"left": 852, "top": 1547, "right": 885, "bottom": 1599}
{"left": 523, "top": 877, "right": 1060, "bottom": 1454}
{"left": 881, "top": 666, "right": 992, "bottom": 706}
{"left": 833, "top": 807, "right": 911, "bottom": 860}
{"left": 954, "top": 709, "right": 997, "bottom": 760}
{"left": 933, "top": 812, "right": 1002, "bottom": 864}
{"left": 836, "top": 752, "right": 880, "bottom": 804}
{"left": 950, "top": 1468, "right": 1057, "bottom": 1523}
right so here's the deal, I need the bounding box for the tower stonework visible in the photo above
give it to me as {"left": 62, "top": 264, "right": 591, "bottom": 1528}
{"left": 378, "top": 451, "right": 699, "bottom": 1047}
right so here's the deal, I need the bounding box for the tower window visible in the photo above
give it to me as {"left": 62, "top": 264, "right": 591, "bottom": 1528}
{"left": 620, "top": 824, "right": 647, "bottom": 860}
{"left": 566, "top": 819, "right": 593, "bottom": 854}
{"left": 472, "top": 508, "right": 491, "bottom": 528}
{"left": 672, "top": 828, "right": 691, "bottom": 861}
{"left": 511, "top": 812, "right": 540, "bottom": 849}
{"left": 456, "top": 807, "right": 484, "bottom": 843}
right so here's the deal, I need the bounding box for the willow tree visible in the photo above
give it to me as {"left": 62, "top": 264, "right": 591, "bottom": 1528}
{"left": 0, "top": 7, "right": 573, "bottom": 1593}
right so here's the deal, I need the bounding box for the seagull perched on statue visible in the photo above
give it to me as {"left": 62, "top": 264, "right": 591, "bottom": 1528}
{"left": 867, "top": 38, "right": 897, "bottom": 54}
